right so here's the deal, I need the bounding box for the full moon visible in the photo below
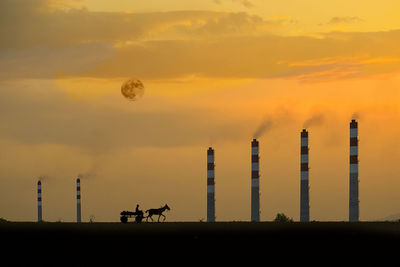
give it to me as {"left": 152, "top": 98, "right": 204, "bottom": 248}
{"left": 121, "top": 79, "right": 145, "bottom": 101}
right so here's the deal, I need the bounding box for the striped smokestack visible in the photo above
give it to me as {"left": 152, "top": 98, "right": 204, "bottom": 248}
{"left": 251, "top": 139, "right": 260, "bottom": 222}
{"left": 77, "top": 178, "right": 81, "bottom": 223}
{"left": 37, "top": 180, "right": 42, "bottom": 222}
{"left": 300, "top": 129, "right": 310, "bottom": 222}
{"left": 349, "top": 119, "right": 359, "bottom": 222}
{"left": 207, "top": 147, "right": 215, "bottom": 222}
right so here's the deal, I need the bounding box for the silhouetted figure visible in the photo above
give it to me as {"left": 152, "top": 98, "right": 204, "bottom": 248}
{"left": 135, "top": 205, "right": 144, "bottom": 223}
{"left": 146, "top": 204, "right": 170, "bottom": 222}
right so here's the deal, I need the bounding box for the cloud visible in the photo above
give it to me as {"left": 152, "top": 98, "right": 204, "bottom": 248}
{"left": 3, "top": 28, "right": 400, "bottom": 81}
{"left": 327, "top": 16, "right": 363, "bottom": 25}
{"left": 1, "top": 0, "right": 400, "bottom": 82}
{"left": 82, "top": 30, "right": 400, "bottom": 81}
{"left": 4, "top": 31, "right": 400, "bottom": 82}
{"left": 0, "top": 43, "right": 115, "bottom": 80}
{"left": 239, "top": 0, "right": 254, "bottom": 8}
{"left": 178, "top": 12, "right": 282, "bottom": 37}
{"left": 0, "top": 81, "right": 249, "bottom": 151}
{"left": 213, "top": 0, "right": 254, "bottom": 8}
{"left": 0, "top": 1, "right": 272, "bottom": 52}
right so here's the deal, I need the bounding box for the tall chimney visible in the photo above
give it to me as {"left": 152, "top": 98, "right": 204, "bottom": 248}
{"left": 207, "top": 147, "right": 215, "bottom": 222}
{"left": 251, "top": 139, "right": 260, "bottom": 222}
{"left": 300, "top": 129, "right": 310, "bottom": 222}
{"left": 77, "top": 178, "right": 81, "bottom": 223}
{"left": 349, "top": 120, "right": 359, "bottom": 221}
{"left": 37, "top": 180, "right": 42, "bottom": 222}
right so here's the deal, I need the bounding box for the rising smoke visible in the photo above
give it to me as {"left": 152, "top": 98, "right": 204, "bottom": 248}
{"left": 303, "top": 113, "right": 325, "bottom": 129}
{"left": 351, "top": 112, "right": 362, "bottom": 120}
{"left": 253, "top": 118, "right": 273, "bottom": 139}
{"left": 37, "top": 175, "right": 49, "bottom": 182}
{"left": 252, "top": 108, "right": 294, "bottom": 138}
{"left": 77, "top": 172, "right": 96, "bottom": 180}
{"left": 77, "top": 155, "right": 107, "bottom": 180}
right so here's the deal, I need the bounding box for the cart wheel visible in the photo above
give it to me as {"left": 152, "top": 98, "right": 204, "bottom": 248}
{"left": 120, "top": 216, "right": 128, "bottom": 223}
{"left": 135, "top": 215, "right": 143, "bottom": 223}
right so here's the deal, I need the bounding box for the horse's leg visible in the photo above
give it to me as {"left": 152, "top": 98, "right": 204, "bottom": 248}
{"left": 146, "top": 213, "right": 152, "bottom": 222}
{"left": 161, "top": 214, "right": 166, "bottom": 222}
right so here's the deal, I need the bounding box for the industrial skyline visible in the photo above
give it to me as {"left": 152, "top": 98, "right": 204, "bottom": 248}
{"left": 34, "top": 120, "right": 361, "bottom": 222}
{"left": 203, "top": 120, "right": 360, "bottom": 222}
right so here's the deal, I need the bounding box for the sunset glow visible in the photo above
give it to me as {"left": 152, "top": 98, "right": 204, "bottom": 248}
{"left": 1, "top": 0, "right": 400, "bottom": 222}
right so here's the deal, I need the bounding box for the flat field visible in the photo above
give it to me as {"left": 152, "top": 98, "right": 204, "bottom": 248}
{"left": 1, "top": 222, "right": 399, "bottom": 264}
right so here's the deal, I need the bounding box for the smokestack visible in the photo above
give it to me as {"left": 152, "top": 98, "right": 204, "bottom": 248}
{"left": 251, "top": 139, "right": 260, "bottom": 222}
{"left": 349, "top": 119, "right": 359, "bottom": 221}
{"left": 207, "top": 147, "right": 215, "bottom": 222}
{"left": 77, "top": 178, "right": 81, "bottom": 223}
{"left": 37, "top": 180, "right": 42, "bottom": 222}
{"left": 300, "top": 129, "right": 310, "bottom": 222}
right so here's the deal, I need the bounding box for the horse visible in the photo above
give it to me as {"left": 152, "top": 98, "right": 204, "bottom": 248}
{"left": 145, "top": 204, "right": 170, "bottom": 222}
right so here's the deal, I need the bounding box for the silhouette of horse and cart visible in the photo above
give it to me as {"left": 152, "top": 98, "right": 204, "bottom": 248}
{"left": 120, "top": 204, "right": 170, "bottom": 223}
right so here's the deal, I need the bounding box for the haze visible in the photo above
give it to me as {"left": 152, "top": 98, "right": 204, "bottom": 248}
{"left": 1, "top": 0, "right": 400, "bottom": 222}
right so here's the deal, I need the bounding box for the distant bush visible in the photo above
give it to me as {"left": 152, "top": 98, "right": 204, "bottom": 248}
{"left": 0, "top": 218, "right": 9, "bottom": 223}
{"left": 273, "top": 213, "right": 294, "bottom": 223}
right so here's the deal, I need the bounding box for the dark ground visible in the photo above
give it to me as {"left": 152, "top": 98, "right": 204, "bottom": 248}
{"left": 1, "top": 221, "right": 399, "bottom": 265}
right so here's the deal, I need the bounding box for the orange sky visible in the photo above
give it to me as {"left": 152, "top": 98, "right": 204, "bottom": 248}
{"left": 1, "top": 0, "right": 400, "bottom": 222}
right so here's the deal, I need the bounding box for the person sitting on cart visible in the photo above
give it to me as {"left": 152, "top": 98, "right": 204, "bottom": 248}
{"left": 135, "top": 204, "right": 143, "bottom": 217}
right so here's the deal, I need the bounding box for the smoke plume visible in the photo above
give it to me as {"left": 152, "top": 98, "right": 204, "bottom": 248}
{"left": 77, "top": 172, "right": 96, "bottom": 180}
{"left": 37, "top": 175, "right": 49, "bottom": 182}
{"left": 351, "top": 112, "right": 362, "bottom": 120}
{"left": 253, "top": 118, "right": 273, "bottom": 139}
{"left": 303, "top": 113, "right": 325, "bottom": 129}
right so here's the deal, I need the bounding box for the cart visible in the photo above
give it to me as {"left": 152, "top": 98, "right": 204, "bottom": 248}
{"left": 120, "top": 210, "right": 145, "bottom": 223}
